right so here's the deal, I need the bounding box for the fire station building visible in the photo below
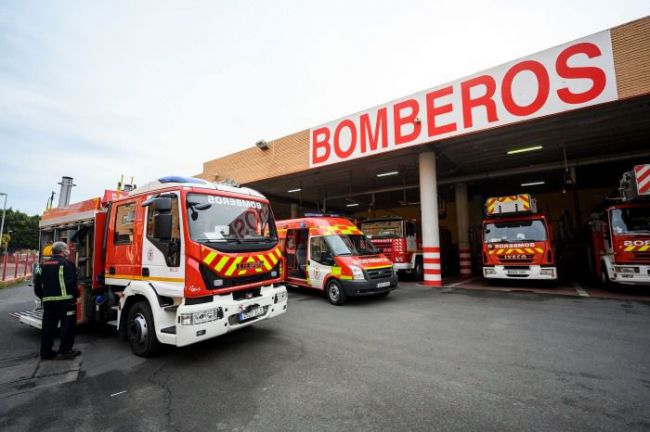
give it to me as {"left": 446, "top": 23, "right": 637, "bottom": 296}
{"left": 197, "top": 17, "right": 650, "bottom": 287}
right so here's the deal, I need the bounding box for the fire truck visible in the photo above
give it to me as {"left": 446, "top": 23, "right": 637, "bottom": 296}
{"left": 361, "top": 217, "right": 424, "bottom": 280}
{"left": 481, "top": 194, "right": 557, "bottom": 280}
{"left": 277, "top": 217, "right": 396, "bottom": 305}
{"left": 588, "top": 165, "right": 650, "bottom": 286}
{"left": 11, "top": 176, "right": 288, "bottom": 356}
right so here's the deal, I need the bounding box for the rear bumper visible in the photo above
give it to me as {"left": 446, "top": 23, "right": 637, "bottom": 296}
{"left": 611, "top": 265, "right": 650, "bottom": 285}
{"left": 172, "top": 284, "right": 288, "bottom": 347}
{"left": 340, "top": 276, "right": 398, "bottom": 297}
{"left": 483, "top": 265, "right": 557, "bottom": 280}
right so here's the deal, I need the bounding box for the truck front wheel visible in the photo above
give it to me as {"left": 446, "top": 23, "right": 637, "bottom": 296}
{"left": 326, "top": 279, "right": 347, "bottom": 306}
{"left": 414, "top": 257, "right": 424, "bottom": 281}
{"left": 127, "top": 301, "right": 160, "bottom": 357}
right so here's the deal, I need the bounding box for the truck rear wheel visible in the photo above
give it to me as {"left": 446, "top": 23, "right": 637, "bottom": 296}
{"left": 414, "top": 257, "right": 424, "bottom": 281}
{"left": 326, "top": 279, "right": 347, "bottom": 306}
{"left": 127, "top": 301, "right": 160, "bottom": 357}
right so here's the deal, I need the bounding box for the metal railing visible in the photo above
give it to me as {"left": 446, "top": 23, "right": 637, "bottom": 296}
{"left": 0, "top": 253, "right": 38, "bottom": 282}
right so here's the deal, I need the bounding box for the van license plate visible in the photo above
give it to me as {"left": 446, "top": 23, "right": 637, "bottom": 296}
{"left": 377, "top": 281, "right": 391, "bottom": 288}
{"left": 507, "top": 269, "right": 528, "bottom": 275}
{"left": 239, "top": 307, "right": 264, "bottom": 322}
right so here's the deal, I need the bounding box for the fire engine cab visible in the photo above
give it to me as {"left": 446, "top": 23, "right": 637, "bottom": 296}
{"left": 482, "top": 194, "right": 557, "bottom": 280}
{"left": 277, "top": 217, "right": 397, "bottom": 305}
{"left": 361, "top": 217, "right": 424, "bottom": 279}
{"left": 588, "top": 164, "right": 650, "bottom": 286}
{"left": 12, "top": 176, "right": 288, "bottom": 356}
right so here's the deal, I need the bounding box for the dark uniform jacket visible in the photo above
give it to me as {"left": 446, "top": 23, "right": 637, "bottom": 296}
{"left": 34, "top": 255, "right": 79, "bottom": 302}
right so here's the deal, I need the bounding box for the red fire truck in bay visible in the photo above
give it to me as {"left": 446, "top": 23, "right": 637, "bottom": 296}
{"left": 361, "top": 217, "right": 424, "bottom": 280}
{"left": 482, "top": 194, "right": 557, "bottom": 280}
{"left": 12, "top": 176, "right": 288, "bottom": 356}
{"left": 588, "top": 165, "right": 650, "bottom": 286}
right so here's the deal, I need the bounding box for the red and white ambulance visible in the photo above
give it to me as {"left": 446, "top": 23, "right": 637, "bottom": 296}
{"left": 588, "top": 165, "right": 650, "bottom": 286}
{"left": 12, "top": 176, "right": 288, "bottom": 356}
{"left": 277, "top": 217, "right": 397, "bottom": 305}
{"left": 481, "top": 194, "right": 557, "bottom": 280}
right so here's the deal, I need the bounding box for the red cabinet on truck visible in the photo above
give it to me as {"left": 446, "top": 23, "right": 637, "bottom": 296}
{"left": 482, "top": 194, "right": 557, "bottom": 280}
{"left": 12, "top": 176, "right": 288, "bottom": 356}
{"left": 589, "top": 165, "right": 650, "bottom": 286}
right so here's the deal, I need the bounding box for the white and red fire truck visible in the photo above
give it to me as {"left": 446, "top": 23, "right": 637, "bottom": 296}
{"left": 481, "top": 194, "right": 557, "bottom": 280}
{"left": 588, "top": 165, "right": 650, "bottom": 286}
{"left": 361, "top": 217, "right": 424, "bottom": 280}
{"left": 12, "top": 176, "right": 288, "bottom": 356}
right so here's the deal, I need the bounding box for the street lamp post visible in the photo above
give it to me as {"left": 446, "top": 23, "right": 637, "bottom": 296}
{"left": 0, "top": 193, "right": 7, "bottom": 256}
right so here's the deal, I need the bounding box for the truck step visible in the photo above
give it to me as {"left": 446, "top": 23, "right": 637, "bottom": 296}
{"left": 106, "top": 320, "right": 118, "bottom": 327}
{"left": 161, "top": 326, "right": 176, "bottom": 334}
{"left": 9, "top": 310, "right": 43, "bottom": 330}
{"left": 164, "top": 305, "right": 179, "bottom": 312}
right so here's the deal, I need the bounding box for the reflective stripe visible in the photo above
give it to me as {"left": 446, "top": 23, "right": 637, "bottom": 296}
{"left": 42, "top": 295, "right": 74, "bottom": 302}
{"left": 203, "top": 251, "right": 217, "bottom": 265}
{"left": 58, "top": 266, "right": 67, "bottom": 297}
{"left": 215, "top": 256, "right": 230, "bottom": 271}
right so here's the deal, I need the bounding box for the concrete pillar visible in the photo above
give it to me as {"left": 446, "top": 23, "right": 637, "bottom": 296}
{"left": 418, "top": 152, "right": 442, "bottom": 287}
{"left": 455, "top": 183, "right": 472, "bottom": 277}
{"left": 290, "top": 203, "right": 299, "bottom": 219}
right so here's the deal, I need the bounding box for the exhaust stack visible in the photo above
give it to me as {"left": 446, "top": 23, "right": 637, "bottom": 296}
{"left": 57, "top": 176, "right": 76, "bottom": 207}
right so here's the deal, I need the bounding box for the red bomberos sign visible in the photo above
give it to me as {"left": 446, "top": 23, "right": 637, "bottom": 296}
{"left": 310, "top": 31, "right": 617, "bottom": 168}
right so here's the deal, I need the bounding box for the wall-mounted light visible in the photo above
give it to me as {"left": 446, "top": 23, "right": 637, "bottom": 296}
{"left": 377, "top": 171, "right": 399, "bottom": 177}
{"left": 346, "top": 203, "right": 360, "bottom": 207}
{"left": 256, "top": 140, "right": 269, "bottom": 150}
{"left": 287, "top": 188, "right": 302, "bottom": 193}
{"left": 521, "top": 181, "right": 545, "bottom": 187}
{"left": 507, "top": 145, "right": 543, "bottom": 155}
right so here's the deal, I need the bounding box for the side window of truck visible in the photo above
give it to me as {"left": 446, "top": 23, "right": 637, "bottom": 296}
{"left": 146, "top": 195, "right": 181, "bottom": 267}
{"left": 114, "top": 203, "right": 136, "bottom": 245}
{"left": 310, "top": 237, "right": 331, "bottom": 265}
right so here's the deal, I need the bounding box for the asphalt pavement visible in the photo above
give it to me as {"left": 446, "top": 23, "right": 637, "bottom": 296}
{"left": 1, "top": 280, "right": 649, "bottom": 432}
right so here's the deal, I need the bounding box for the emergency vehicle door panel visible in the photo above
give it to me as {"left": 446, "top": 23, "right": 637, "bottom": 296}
{"left": 308, "top": 236, "right": 331, "bottom": 290}
{"left": 142, "top": 193, "right": 185, "bottom": 295}
{"left": 106, "top": 199, "right": 143, "bottom": 284}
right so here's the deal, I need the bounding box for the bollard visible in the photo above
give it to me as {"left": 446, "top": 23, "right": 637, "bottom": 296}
{"left": 23, "top": 253, "right": 29, "bottom": 277}
{"left": 14, "top": 254, "right": 19, "bottom": 279}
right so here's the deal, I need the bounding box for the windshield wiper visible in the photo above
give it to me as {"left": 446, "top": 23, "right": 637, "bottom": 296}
{"left": 194, "top": 238, "right": 226, "bottom": 243}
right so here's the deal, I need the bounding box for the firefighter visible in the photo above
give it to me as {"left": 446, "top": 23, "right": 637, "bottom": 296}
{"left": 33, "top": 241, "right": 81, "bottom": 360}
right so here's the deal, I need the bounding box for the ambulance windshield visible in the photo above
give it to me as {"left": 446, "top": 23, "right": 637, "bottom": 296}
{"left": 483, "top": 220, "right": 547, "bottom": 243}
{"left": 325, "top": 234, "right": 379, "bottom": 256}
{"left": 611, "top": 207, "right": 650, "bottom": 234}
{"left": 186, "top": 193, "right": 276, "bottom": 248}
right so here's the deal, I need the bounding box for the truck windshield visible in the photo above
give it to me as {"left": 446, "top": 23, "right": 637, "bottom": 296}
{"left": 186, "top": 193, "right": 276, "bottom": 246}
{"left": 611, "top": 207, "right": 650, "bottom": 234}
{"left": 483, "top": 220, "right": 547, "bottom": 243}
{"left": 362, "top": 221, "right": 402, "bottom": 239}
{"left": 324, "top": 234, "right": 379, "bottom": 256}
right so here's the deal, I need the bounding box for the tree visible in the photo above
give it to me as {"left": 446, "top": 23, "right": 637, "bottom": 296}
{"left": 1, "top": 208, "right": 40, "bottom": 251}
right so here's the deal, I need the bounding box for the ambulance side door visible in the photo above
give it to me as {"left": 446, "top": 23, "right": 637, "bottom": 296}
{"left": 308, "top": 236, "right": 333, "bottom": 290}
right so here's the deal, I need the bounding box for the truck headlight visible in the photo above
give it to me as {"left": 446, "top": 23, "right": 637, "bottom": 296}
{"left": 615, "top": 266, "right": 637, "bottom": 273}
{"left": 350, "top": 266, "right": 365, "bottom": 280}
{"left": 274, "top": 291, "right": 288, "bottom": 303}
{"left": 179, "top": 307, "right": 223, "bottom": 325}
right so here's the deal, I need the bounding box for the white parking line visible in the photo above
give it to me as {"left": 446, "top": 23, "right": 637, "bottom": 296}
{"left": 110, "top": 390, "right": 127, "bottom": 397}
{"left": 573, "top": 282, "right": 589, "bottom": 297}
{"left": 446, "top": 276, "right": 481, "bottom": 288}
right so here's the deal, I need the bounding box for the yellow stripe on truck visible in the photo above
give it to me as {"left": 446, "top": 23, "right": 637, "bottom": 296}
{"left": 203, "top": 251, "right": 217, "bottom": 265}
{"left": 225, "top": 256, "right": 243, "bottom": 276}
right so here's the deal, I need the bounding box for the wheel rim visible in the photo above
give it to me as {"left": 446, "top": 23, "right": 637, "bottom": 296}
{"left": 329, "top": 284, "right": 340, "bottom": 302}
{"left": 130, "top": 313, "right": 148, "bottom": 345}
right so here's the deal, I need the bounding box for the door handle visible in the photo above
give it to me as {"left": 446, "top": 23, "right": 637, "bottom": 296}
{"left": 142, "top": 267, "right": 150, "bottom": 277}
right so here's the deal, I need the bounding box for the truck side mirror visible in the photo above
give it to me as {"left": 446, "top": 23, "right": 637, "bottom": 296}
{"left": 154, "top": 214, "right": 172, "bottom": 241}
{"left": 143, "top": 196, "right": 172, "bottom": 212}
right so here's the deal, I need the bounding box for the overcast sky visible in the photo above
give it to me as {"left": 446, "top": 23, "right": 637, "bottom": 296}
{"left": 1, "top": 0, "right": 648, "bottom": 215}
